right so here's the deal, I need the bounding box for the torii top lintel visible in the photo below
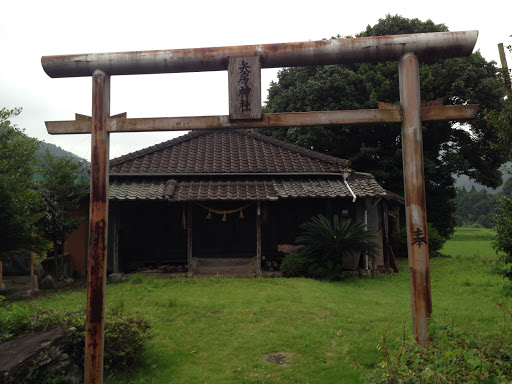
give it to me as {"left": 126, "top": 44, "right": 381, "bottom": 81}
{"left": 41, "top": 31, "right": 478, "bottom": 78}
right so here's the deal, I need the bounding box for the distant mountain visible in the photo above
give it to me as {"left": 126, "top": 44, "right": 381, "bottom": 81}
{"left": 34, "top": 141, "right": 90, "bottom": 181}
{"left": 36, "top": 141, "right": 87, "bottom": 163}
{"left": 453, "top": 162, "right": 511, "bottom": 193}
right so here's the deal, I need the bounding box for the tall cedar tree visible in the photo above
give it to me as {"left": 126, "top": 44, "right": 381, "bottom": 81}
{"left": 259, "top": 15, "right": 506, "bottom": 238}
{"left": 0, "top": 108, "right": 48, "bottom": 260}
{"left": 38, "top": 151, "right": 88, "bottom": 277}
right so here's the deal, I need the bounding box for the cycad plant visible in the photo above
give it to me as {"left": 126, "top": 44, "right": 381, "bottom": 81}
{"left": 296, "top": 214, "right": 378, "bottom": 280}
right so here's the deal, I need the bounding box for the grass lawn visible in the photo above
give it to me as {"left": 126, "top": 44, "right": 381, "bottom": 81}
{"left": 23, "top": 227, "right": 512, "bottom": 383}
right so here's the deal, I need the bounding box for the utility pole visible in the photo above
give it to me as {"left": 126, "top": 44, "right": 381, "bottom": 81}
{"left": 498, "top": 43, "right": 511, "bottom": 95}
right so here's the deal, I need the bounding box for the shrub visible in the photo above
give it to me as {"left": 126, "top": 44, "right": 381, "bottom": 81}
{"left": 129, "top": 273, "right": 145, "bottom": 284}
{"left": 35, "top": 309, "right": 151, "bottom": 373}
{"left": 1, "top": 307, "right": 151, "bottom": 374}
{"left": 367, "top": 321, "right": 512, "bottom": 383}
{"left": 280, "top": 253, "right": 308, "bottom": 277}
{"left": 0, "top": 302, "right": 31, "bottom": 342}
{"left": 296, "top": 214, "right": 377, "bottom": 280}
{"left": 391, "top": 222, "right": 446, "bottom": 258}
{"left": 493, "top": 195, "right": 512, "bottom": 283}
{"left": 103, "top": 310, "right": 151, "bottom": 370}
{"left": 30, "top": 310, "right": 85, "bottom": 332}
{"left": 427, "top": 224, "right": 446, "bottom": 257}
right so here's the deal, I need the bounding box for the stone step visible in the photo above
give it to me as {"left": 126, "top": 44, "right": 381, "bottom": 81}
{"left": 196, "top": 257, "right": 255, "bottom": 267}
{"left": 194, "top": 272, "right": 259, "bottom": 278}
{"left": 193, "top": 257, "right": 259, "bottom": 277}
{"left": 195, "top": 264, "right": 257, "bottom": 275}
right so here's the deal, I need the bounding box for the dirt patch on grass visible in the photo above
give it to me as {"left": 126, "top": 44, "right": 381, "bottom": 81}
{"left": 264, "top": 352, "right": 291, "bottom": 365}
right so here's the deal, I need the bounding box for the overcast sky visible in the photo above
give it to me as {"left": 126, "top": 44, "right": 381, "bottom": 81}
{"left": 1, "top": 0, "right": 510, "bottom": 161}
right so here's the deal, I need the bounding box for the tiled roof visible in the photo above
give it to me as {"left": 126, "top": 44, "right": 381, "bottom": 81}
{"left": 273, "top": 174, "right": 384, "bottom": 199}
{"left": 110, "top": 180, "right": 167, "bottom": 201}
{"left": 171, "top": 180, "right": 279, "bottom": 201}
{"left": 108, "top": 130, "right": 386, "bottom": 202}
{"left": 110, "top": 175, "right": 386, "bottom": 201}
{"left": 110, "top": 130, "right": 350, "bottom": 174}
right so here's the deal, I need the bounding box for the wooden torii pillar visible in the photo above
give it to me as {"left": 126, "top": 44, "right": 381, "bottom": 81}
{"left": 42, "top": 30, "right": 479, "bottom": 383}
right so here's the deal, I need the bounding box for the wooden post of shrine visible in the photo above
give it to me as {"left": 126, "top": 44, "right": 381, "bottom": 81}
{"left": 85, "top": 70, "right": 110, "bottom": 384}
{"left": 30, "top": 251, "right": 38, "bottom": 290}
{"left": 399, "top": 53, "right": 432, "bottom": 346}
{"left": 256, "top": 201, "right": 262, "bottom": 276}
{"left": 110, "top": 204, "right": 120, "bottom": 274}
{"left": 187, "top": 204, "right": 193, "bottom": 277}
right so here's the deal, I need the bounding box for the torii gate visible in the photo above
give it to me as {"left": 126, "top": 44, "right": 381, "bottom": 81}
{"left": 42, "top": 30, "right": 479, "bottom": 383}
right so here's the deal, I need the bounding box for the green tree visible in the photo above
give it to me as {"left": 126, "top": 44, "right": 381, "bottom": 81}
{"left": 37, "top": 151, "right": 88, "bottom": 277}
{"left": 0, "top": 107, "right": 48, "bottom": 260}
{"left": 491, "top": 37, "right": 512, "bottom": 283}
{"left": 260, "top": 15, "right": 507, "bottom": 238}
{"left": 493, "top": 195, "right": 512, "bottom": 282}
{"left": 502, "top": 177, "right": 512, "bottom": 196}
{"left": 488, "top": 38, "right": 512, "bottom": 162}
{"left": 454, "top": 186, "right": 499, "bottom": 228}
